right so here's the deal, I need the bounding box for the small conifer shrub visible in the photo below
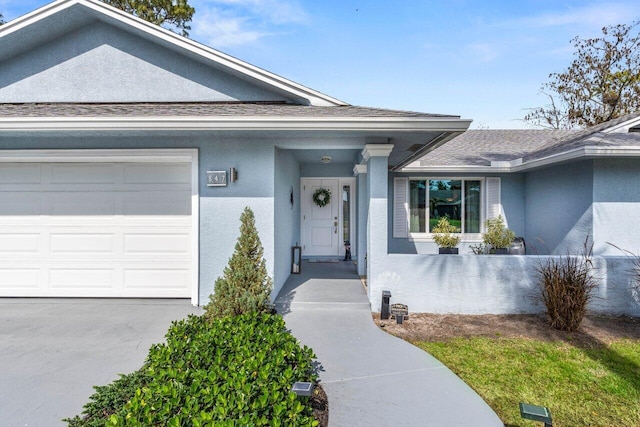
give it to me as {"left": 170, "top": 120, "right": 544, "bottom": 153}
{"left": 205, "top": 207, "right": 273, "bottom": 318}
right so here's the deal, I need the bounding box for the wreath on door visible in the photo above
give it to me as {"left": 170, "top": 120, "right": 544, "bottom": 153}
{"left": 312, "top": 188, "right": 331, "bottom": 207}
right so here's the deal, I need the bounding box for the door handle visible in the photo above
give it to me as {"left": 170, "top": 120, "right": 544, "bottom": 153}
{"left": 334, "top": 221, "right": 338, "bottom": 233}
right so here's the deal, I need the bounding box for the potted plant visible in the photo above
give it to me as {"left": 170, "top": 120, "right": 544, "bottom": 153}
{"left": 482, "top": 215, "right": 515, "bottom": 254}
{"left": 432, "top": 216, "right": 461, "bottom": 254}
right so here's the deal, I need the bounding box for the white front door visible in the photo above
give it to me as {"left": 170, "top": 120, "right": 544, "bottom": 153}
{"left": 301, "top": 178, "right": 340, "bottom": 256}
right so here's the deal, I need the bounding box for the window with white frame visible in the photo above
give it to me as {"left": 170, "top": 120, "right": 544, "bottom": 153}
{"left": 409, "top": 179, "right": 481, "bottom": 234}
{"left": 393, "top": 176, "right": 501, "bottom": 239}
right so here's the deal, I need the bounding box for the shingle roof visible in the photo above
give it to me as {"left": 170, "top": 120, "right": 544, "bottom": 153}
{"left": 418, "top": 112, "right": 640, "bottom": 167}
{"left": 419, "top": 129, "right": 577, "bottom": 167}
{"left": 524, "top": 112, "right": 640, "bottom": 161}
{"left": 0, "top": 102, "right": 459, "bottom": 119}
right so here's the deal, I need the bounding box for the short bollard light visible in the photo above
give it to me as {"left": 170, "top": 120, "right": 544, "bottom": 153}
{"left": 291, "top": 382, "right": 314, "bottom": 398}
{"left": 519, "top": 402, "right": 552, "bottom": 427}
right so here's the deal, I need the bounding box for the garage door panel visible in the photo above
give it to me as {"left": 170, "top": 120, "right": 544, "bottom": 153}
{"left": 0, "top": 160, "right": 193, "bottom": 298}
{"left": 49, "top": 268, "right": 115, "bottom": 289}
{"left": 124, "top": 163, "right": 191, "bottom": 184}
{"left": 0, "top": 193, "right": 43, "bottom": 215}
{"left": 51, "top": 194, "right": 118, "bottom": 216}
{"left": 51, "top": 164, "right": 117, "bottom": 184}
{"left": 0, "top": 164, "right": 41, "bottom": 184}
{"left": 124, "top": 268, "right": 190, "bottom": 290}
{"left": 124, "top": 233, "right": 189, "bottom": 254}
{"left": 123, "top": 192, "right": 191, "bottom": 215}
{"left": 0, "top": 233, "right": 40, "bottom": 253}
{"left": 49, "top": 233, "right": 115, "bottom": 254}
{"left": 0, "top": 268, "right": 40, "bottom": 289}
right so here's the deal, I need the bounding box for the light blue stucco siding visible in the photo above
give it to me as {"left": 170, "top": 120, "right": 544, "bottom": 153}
{"left": 274, "top": 149, "right": 301, "bottom": 298}
{"left": 369, "top": 254, "right": 640, "bottom": 316}
{"left": 593, "top": 158, "right": 640, "bottom": 255}
{"left": 0, "top": 21, "right": 290, "bottom": 103}
{"left": 524, "top": 160, "right": 594, "bottom": 255}
{"left": 366, "top": 155, "right": 390, "bottom": 307}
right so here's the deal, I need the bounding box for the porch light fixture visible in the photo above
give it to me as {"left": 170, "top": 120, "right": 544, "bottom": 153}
{"left": 519, "top": 403, "right": 552, "bottom": 427}
{"left": 291, "top": 381, "right": 314, "bottom": 397}
{"left": 320, "top": 156, "right": 332, "bottom": 164}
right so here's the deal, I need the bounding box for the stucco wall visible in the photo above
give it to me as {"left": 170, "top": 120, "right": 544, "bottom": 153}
{"left": 0, "top": 135, "right": 276, "bottom": 306}
{"left": 0, "top": 21, "right": 289, "bottom": 103}
{"left": 273, "top": 149, "right": 301, "bottom": 298}
{"left": 524, "top": 161, "right": 594, "bottom": 255}
{"left": 369, "top": 254, "right": 640, "bottom": 316}
{"left": 593, "top": 158, "right": 640, "bottom": 255}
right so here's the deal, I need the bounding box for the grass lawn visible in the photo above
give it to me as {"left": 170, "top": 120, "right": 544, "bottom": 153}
{"left": 417, "top": 338, "right": 640, "bottom": 427}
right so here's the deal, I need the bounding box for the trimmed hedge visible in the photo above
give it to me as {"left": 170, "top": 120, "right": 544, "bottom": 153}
{"left": 66, "top": 313, "right": 319, "bottom": 426}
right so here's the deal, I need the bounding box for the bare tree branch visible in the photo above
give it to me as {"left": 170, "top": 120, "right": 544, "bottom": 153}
{"left": 525, "top": 21, "right": 640, "bottom": 129}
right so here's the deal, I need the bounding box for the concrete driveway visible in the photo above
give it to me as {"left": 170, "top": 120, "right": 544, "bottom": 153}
{"left": 0, "top": 299, "right": 202, "bottom": 427}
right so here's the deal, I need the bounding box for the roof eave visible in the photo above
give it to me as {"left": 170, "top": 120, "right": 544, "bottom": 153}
{"left": 401, "top": 146, "right": 640, "bottom": 173}
{"left": 0, "top": 116, "right": 473, "bottom": 133}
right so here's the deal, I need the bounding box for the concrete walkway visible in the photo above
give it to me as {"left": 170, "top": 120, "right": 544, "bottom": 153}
{"left": 276, "top": 260, "right": 503, "bottom": 426}
{"left": 0, "top": 299, "right": 201, "bottom": 426}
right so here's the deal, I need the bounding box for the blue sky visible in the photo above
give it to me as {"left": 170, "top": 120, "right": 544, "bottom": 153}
{"left": 2, "top": 0, "right": 639, "bottom": 128}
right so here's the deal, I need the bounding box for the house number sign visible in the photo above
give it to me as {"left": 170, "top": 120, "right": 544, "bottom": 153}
{"left": 207, "top": 171, "right": 227, "bottom": 187}
{"left": 390, "top": 303, "right": 408, "bottom": 317}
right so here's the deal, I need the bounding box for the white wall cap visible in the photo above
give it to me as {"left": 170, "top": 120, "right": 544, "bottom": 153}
{"left": 362, "top": 144, "right": 394, "bottom": 161}
{"left": 353, "top": 164, "right": 367, "bottom": 175}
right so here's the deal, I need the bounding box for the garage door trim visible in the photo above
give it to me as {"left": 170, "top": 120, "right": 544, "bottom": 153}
{"left": 0, "top": 149, "right": 200, "bottom": 305}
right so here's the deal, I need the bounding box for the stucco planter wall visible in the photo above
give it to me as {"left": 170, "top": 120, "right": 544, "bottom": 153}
{"left": 368, "top": 254, "right": 640, "bottom": 317}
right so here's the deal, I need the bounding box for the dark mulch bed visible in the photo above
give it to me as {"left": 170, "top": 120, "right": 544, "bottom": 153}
{"left": 311, "top": 383, "right": 328, "bottom": 426}
{"left": 374, "top": 313, "right": 640, "bottom": 347}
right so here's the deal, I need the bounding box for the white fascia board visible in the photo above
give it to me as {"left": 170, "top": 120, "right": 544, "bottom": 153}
{"left": 0, "top": 117, "right": 473, "bottom": 132}
{"left": 0, "top": 0, "right": 79, "bottom": 36}
{"left": 512, "top": 146, "right": 640, "bottom": 171}
{"left": 400, "top": 165, "right": 511, "bottom": 173}
{"left": 0, "top": 0, "right": 345, "bottom": 107}
{"left": 603, "top": 117, "right": 640, "bottom": 133}
{"left": 0, "top": 148, "right": 197, "bottom": 163}
{"left": 401, "top": 146, "right": 640, "bottom": 173}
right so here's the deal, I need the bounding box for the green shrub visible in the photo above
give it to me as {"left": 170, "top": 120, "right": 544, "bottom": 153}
{"left": 537, "top": 238, "right": 597, "bottom": 331}
{"left": 104, "top": 313, "right": 318, "bottom": 426}
{"left": 431, "top": 216, "right": 461, "bottom": 248}
{"left": 205, "top": 207, "right": 273, "bottom": 319}
{"left": 482, "top": 215, "right": 515, "bottom": 251}
{"left": 64, "top": 370, "right": 148, "bottom": 427}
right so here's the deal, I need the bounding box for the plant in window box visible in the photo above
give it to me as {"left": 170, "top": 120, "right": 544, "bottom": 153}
{"left": 483, "top": 215, "right": 515, "bottom": 254}
{"left": 432, "top": 216, "right": 461, "bottom": 254}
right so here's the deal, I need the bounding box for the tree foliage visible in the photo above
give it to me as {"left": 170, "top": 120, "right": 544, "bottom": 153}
{"left": 0, "top": 12, "right": 5, "bottom": 25}
{"left": 102, "top": 0, "right": 194, "bottom": 36}
{"left": 525, "top": 21, "right": 640, "bottom": 129}
{"left": 205, "top": 207, "right": 273, "bottom": 319}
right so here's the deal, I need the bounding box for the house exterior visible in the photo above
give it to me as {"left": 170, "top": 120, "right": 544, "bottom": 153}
{"left": 3, "top": 0, "right": 639, "bottom": 318}
{"left": 0, "top": 0, "right": 470, "bottom": 306}
{"left": 383, "top": 115, "right": 640, "bottom": 316}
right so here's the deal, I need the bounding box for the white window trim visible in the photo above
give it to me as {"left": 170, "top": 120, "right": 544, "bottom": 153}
{"left": 406, "top": 177, "right": 486, "bottom": 242}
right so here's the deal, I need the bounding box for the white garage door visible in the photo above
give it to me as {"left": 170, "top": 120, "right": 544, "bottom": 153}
{"left": 0, "top": 161, "right": 194, "bottom": 298}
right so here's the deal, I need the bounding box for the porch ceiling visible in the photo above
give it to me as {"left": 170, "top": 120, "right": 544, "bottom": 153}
{"left": 290, "top": 149, "right": 361, "bottom": 165}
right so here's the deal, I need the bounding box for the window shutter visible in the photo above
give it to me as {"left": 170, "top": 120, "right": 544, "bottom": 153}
{"left": 486, "top": 177, "right": 502, "bottom": 220}
{"left": 393, "top": 177, "right": 409, "bottom": 238}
